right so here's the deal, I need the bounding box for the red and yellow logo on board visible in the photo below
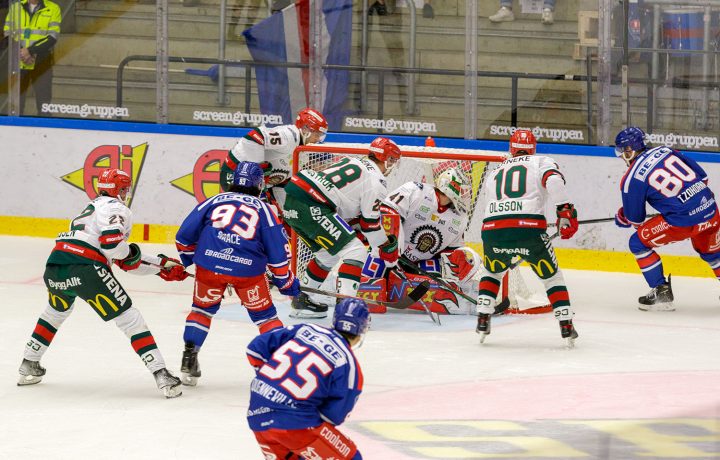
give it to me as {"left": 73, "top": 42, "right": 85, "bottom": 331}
{"left": 61, "top": 143, "right": 149, "bottom": 207}
{"left": 170, "top": 149, "right": 227, "bottom": 203}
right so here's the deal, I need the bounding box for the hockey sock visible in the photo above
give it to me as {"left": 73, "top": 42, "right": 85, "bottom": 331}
{"left": 183, "top": 303, "right": 220, "bottom": 348}
{"left": 304, "top": 259, "right": 331, "bottom": 286}
{"left": 337, "top": 261, "right": 363, "bottom": 296}
{"left": 115, "top": 307, "right": 166, "bottom": 373}
{"left": 24, "top": 304, "right": 74, "bottom": 361}
{"left": 478, "top": 275, "right": 501, "bottom": 299}
{"left": 630, "top": 234, "right": 665, "bottom": 287}
{"left": 540, "top": 271, "right": 573, "bottom": 320}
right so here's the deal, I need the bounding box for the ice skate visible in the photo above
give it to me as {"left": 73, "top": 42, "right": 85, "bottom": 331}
{"left": 17, "top": 359, "right": 46, "bottom": 386}
{"left": 559, "top": 319, "right": 578, "bottom": 348}
{"left": 290, "top": 292, "right": 329, "bottom": 319}
{"left": 476, "top": 313, "right": 491, "bottom": 343}
{"left": 638, "top": 275, "right": 674, "bottom": 311}
{"left": 153, "top": 368, "right": 183, "bottom": 398}
{"left": 180, "top": 343, "right": 201, "bottom": 386}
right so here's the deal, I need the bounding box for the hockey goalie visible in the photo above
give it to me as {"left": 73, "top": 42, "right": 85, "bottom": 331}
{"left": 359, "top": 169, "right": 480, "bottom": 315}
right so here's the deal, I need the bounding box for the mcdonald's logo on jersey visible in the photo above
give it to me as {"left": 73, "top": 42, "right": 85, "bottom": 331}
{"left": 483, "top": 256, "right": 507, "bottom": 273}
{"left": 48, "top": 292, "right": 70, "bottom": 310}
{"left": 528, "top": 259, "right": 556, "bottom": 278}
{"left": 170, "top": 150, "right": 227, "bottom": 203}
{"left": 60, "top": 143, "right": 149, "bottom": 206}
{"left": 315, "top": 235, "right": 335, "bottom": 250}
{"left": 86, "top": 294, "right": 119, "bottom": 317}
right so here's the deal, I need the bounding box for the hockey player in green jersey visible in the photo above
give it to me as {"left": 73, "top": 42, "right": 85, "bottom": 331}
{"left": 283, "top": 137, "right": 402, "bottom": 318}
{"left": 476, "top": 129, "right": 580, "bottom": 347}
{"left": 17, "top": 169, "right": 189, "bottom": 397}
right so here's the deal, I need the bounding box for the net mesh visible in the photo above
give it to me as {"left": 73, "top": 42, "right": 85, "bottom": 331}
{"left": 291, "top": 143, "right": 550, "bottom": 312}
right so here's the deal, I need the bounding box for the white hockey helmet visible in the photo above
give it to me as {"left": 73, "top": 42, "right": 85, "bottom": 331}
{"left": 434, "top": 168, "right": 465, "bottom": 212}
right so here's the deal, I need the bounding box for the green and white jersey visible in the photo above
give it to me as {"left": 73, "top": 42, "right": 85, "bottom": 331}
{"left": 47, "top": 196, "right": 134, "bottom": 266}
{"left": 383, "top": 181, "right": 467, "bottom": 262}
{"left": 294, "top": 157, "right": 389, "bottom": 248}
{"left": 482, "top": 154, "right": 569, "bottom": 233}
{"left": 221, "top": 124, "right": 301, "bottom": 201}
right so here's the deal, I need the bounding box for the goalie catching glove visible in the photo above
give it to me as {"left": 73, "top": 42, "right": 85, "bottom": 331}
{"left": 157, "top": 255, "right": 190, "bottom": 282}
{"left": 556, "top": 203, "right": 578, "bottom": 239}
{"left": 440, "top": 247, "right": 480, "bottom": 283}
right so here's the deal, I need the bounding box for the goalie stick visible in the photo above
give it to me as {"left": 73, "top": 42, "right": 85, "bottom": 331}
{"left": 300, "top": 280, "right": 431, "bottom": 311}
{"left": 399, "top": 257, "right": 508, "bottom": 316}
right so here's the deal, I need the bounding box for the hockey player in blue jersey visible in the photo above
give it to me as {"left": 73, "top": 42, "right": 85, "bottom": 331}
{"left": 175, "top": 161, "right": 300, "bottom": 385}
{"left": 246, "top": 298, "right": 369, "bottom": 460}
{"left": 614, "top": 127, "right": 720, "bottom": 311}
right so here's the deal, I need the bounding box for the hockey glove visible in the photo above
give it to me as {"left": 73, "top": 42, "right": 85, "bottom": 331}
{"left": 378, "top": 235, "right": 399, "bottom": 265}
{"left": 115, "top": 243, "right": 142, "bottom": 271}
{"left": 556, "top": 203, "right": 579, "bottom": 239}
{"left": 157, "top": 255, "right": 190, "bottom": 282}
{"left": 273, "top": 271, "right": 300, "bottom": 297}
{"left": 442, "top": 248, "right": 479, "bottom": 282}
{"left": 615, "top": 207, "right": 632, "bottom": 228}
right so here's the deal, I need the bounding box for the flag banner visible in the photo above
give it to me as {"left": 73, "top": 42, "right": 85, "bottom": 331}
{"left": 243, "top": 0, "right": 352, "bottom": 130}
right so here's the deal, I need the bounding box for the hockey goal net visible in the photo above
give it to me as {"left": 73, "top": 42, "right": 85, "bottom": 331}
{"left": 290, "top": 142, "right": 552, "bottom": 314}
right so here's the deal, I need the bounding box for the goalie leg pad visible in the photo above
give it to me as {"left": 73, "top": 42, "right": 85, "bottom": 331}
{"left": 388, "top": 271, "right": 465, "bottom": 314}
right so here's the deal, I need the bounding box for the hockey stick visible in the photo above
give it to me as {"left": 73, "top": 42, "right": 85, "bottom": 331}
{"left": 389, "top": 269, "right": 441, "bottom": 325}
{"left": 300, "top": 280, "right": 430, "bottom": 310}
{"left": 548, "top": 213, "right": 659, "bottom": 227}
{"left": 140, "top": 260, "right": 195, "bottom": 278}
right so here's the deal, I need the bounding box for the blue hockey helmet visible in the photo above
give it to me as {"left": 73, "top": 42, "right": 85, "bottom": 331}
{"left": 332, "top": 298, "right": 371, "bottom": 339}
{"left": 232, "top": 161, "right": 264, "bottom": 193}
{"left": 614, "top": 127, "right": 647, "bottom": 166}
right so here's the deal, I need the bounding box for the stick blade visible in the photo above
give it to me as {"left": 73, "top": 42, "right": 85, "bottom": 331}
{"left": 391, "top": 280, "right": 431, "bottom": 309}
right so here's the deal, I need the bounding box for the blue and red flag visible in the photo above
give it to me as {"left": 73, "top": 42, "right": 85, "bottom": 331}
{"left": 242, "top": 0, "right": 352, "bottom": 131}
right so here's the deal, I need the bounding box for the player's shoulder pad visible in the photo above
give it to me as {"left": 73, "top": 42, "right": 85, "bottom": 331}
{"left": 243, "top": 127, "right": 265, "bottom": 145}
{"left": 95, "top": 196, "right": 131, "bottom": 222}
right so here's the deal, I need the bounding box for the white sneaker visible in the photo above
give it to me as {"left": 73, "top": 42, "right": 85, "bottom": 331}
{"left": 489, "top": 6, "right": 514, "bottom": 23}
{"left": 541, "top": 8, "right": 554, "bottom": 24}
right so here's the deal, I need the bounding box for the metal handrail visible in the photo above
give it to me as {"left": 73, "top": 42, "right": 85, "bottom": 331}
{"left": 115, "top": 55, "right": 720, "bottom": 134}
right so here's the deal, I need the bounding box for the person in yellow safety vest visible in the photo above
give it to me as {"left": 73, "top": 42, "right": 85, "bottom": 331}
{"left": 3, "top": 0, "right": 61, "bottom": 116}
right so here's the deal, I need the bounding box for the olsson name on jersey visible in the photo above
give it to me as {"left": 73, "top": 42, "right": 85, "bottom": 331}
{"left": 94, "top": 265, "right": 129, "bottom": 306}
{"left": 489, "top": 201, "right": 524, "bottom": 212}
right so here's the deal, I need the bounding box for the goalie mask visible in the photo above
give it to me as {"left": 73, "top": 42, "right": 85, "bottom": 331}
{"left": 434, "top": 169, "right": 465, "bottom": 212}
{"left": 333, "top": 298, "right": 371, "bottom": 348}
{"left": 97, "top": 169, "right": 132, "bottom": 205}
{"left": 509, "top": 129, "right": 536, "bottom": 156}
{"left": 614, "top": 126, "right": 647, "bottom": 166}
{"left": 368, "top": 137, "right": 401, "bottom": 176}
{"left": 295, "top": 108, "right": 328, "bottom": 145}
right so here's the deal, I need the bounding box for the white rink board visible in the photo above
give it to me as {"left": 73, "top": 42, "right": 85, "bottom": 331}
{"left": 1, "top": 124, "right": 719, "bottom": 255}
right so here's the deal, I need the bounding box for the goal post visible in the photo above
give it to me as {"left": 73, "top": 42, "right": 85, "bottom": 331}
{"left": 289, "top": 142, "right": 551, "bottom": 314}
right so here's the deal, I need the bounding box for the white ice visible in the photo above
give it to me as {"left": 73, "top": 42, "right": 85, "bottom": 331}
{"left": 1, "top": 236, "right": 718, "bottom": 459}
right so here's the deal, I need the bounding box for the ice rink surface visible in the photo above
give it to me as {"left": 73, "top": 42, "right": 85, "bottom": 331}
{"left": 1, "top": 236, "right": 719, "bottom": 460}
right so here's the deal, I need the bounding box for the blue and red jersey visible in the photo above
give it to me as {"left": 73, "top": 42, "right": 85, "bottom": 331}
{"left": 246, "top": 323, "right": 364, "bottom": 431}
{"left": 621, "top": 146, "right": 716, "bottom": 227}
{"left": 176, "top": 192, "right": 291, "bottom": 279}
